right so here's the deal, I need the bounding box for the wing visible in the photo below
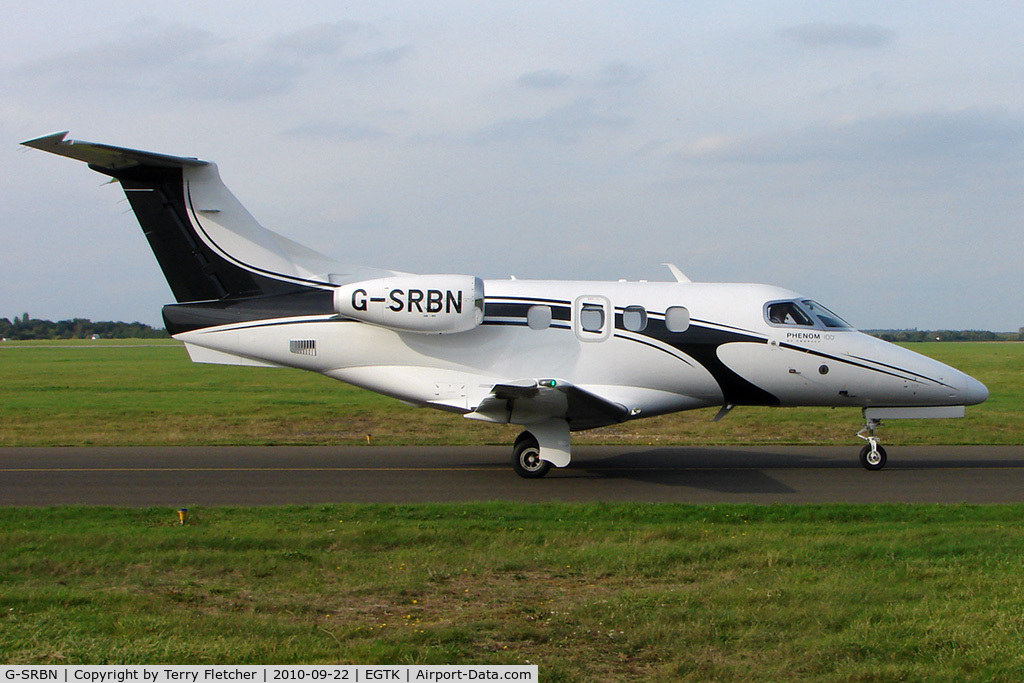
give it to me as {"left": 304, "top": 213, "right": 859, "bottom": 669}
{"left": 468, "top": 378, "right": 630, "bottom": 431}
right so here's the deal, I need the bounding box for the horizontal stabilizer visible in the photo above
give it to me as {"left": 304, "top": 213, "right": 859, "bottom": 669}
{"left": 21, "top": 132, "right": 207, "bottom": 171}
{"left": 184, "top": 343, "right": 284, "bottom": 368}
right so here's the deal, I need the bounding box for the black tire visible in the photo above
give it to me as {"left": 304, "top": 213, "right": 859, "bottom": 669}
{"left": 859, "top": 444, "right": 887, "bottom": 471}
{"left": 512, "top": 432, "right": 550, "bottom": 479}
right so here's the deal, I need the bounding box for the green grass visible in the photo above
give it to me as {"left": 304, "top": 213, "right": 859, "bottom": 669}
{"left": 0, "top": 340, "right": 1018, "bottom": 447}
{"left": 3, "top": 503, "right": 1024, "bottom": 681}
{"left": 2, "top": 343, "right": 1022, "bottom": 678}
{"left": 0, "top": 339, "right": 461, "bottom": 447}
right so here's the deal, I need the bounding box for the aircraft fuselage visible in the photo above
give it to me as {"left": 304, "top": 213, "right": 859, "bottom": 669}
{"left": 173, "top": 279, "right": 987, "bottom": 425}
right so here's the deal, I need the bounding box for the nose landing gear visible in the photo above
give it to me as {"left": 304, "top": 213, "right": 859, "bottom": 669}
{"left": 857, "top": 418, "right": 887, "bottom": 470}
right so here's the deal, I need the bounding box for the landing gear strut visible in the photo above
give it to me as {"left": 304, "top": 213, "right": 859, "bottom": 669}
{"left": 856, "top": 418, "right": 887, "bottom": 471}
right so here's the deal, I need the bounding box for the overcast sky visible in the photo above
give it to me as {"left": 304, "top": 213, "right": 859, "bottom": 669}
{"left": 3, "top": 1, "right": 1022, "bottom": 330}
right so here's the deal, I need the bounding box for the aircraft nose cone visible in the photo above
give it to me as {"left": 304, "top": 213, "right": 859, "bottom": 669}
{"left": 962, "top": 374, "right": 989, "bottom": 406}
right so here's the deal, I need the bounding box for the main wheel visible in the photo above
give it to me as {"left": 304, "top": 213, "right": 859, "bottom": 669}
{"left": 859, "top": 443, "right": 887, "bottom": 471}
{"left": 512, "top": 432, "right": 550, "bottom": 479}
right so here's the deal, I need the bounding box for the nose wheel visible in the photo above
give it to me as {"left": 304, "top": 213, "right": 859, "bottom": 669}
{"left": 857, "top": 418, "right": 887, "bottom": 471}
{"left": 858, "top": 442, "right": 887, "bottom": 470}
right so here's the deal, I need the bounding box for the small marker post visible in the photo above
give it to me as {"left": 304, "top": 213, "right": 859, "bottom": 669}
{"left": 177, "top": 508, "right": 188, "bottom": 526}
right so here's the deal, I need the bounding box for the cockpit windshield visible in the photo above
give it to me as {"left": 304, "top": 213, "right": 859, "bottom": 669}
{"left": 765, "top": 299, "right": 854, "bottom": 329}
{"left": 801, "top": 300, "right": 852, "bottom": 328}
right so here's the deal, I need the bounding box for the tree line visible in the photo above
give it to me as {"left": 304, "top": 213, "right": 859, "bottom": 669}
{"left": 0, "top": 314, "right": 168, "bottom": 340}
{"left": 862, "top": 329, "right": 1023, "bottom": 342}
{"left": 1, "top": 313, "right": 1020, "bottom": 342}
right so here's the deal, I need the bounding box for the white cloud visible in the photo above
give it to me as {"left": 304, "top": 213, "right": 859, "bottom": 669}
{"left": 270, "top": 21, "right": 361, "bottom": 56}
{"left": 594, "top": 62, "right": 645, "bottom": 88}
{"left": 348, "top": 45, "right": 415, "bottom": 66}
{"left": 473, "top": 99, "right": 631, "bottom": 144}
{"left": 516, "top": 62, "right": 645, "bottom": 91}
{"left": 12, "top": 23, "right": 220, "bottom": 94}
{"left": 518, "top": 69, "right": 574, "bottom": 89}
{"left": 168, "top": 58, "right": 308, "bottom": 101}
{"left": 8, "top": 19, "right": 412, "bottom": 106}
{"left": 283, "top": 121, "right": 388, "bottom": 140}
{"left": 777, "top": 22, "right": 897, "bottom": 48}
{"left": 682, "top": 108, "right": 1024, "bottom": 167}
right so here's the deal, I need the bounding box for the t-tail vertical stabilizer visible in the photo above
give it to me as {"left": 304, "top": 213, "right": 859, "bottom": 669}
{"left": 20, "top": 132, "right": 395, "bottom": 305}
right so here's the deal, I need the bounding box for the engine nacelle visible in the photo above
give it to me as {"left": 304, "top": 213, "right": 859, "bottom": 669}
{"left": 334, "top": 274, "right": 484, "bottom": 334}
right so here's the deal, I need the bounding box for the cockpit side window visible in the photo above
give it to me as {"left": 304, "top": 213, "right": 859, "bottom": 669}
{"left": 766, "top": 301, "right": 815, "bottom": 327}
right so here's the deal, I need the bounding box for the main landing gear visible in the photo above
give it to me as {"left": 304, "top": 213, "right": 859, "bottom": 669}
{"left": 856, "top": 417, "right": 887, "bottom": 471}
{"left": 510, "top": 419, "right": 570, "bottom": 479}
{"left": 512, "top": 432, "right": 550, "bottom": 478}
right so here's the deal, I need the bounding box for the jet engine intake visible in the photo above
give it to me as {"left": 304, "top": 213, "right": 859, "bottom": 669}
{"left": 334, "top": 274, "right": 484, "bottom": 334}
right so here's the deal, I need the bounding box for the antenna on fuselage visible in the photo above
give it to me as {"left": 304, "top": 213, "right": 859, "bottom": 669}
{"left": 662, "top": 263, "right": 692, "bottom": 283}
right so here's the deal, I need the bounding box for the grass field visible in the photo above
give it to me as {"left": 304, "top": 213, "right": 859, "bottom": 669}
{"left": 2, "top": 340, "right": 1022, "bottom": 678}
{"left": 0, "top": 340, "right": 1018, "bottom": 447}
{"left": 4, "top": 503, "right": 1024, "bottom": 680}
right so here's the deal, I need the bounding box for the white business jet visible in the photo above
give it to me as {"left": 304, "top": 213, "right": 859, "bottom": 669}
{"left": 22, "top": 132, "right": 988, "bottom": 477}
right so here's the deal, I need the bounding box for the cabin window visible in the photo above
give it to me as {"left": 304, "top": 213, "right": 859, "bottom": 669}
{"left": 622, "top": 305, "right": 648, "bottom": 332}
{"left": 665, "top": 306, "right": 690, "bottom": 333}
{"left": 580, "top": 304, "right": 605, "bottom": 332}
{"left": 527, "top": 305, "right": 552, "bottom": 330}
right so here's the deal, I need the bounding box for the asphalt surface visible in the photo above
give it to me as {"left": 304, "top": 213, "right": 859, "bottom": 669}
{"left": 2, "top": 445, "right": 1024, "bottom": 506}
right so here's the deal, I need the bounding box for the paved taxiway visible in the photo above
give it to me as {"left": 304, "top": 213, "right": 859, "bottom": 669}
{"left": 3, "top": 445, "right": 1024, "bottom": 506}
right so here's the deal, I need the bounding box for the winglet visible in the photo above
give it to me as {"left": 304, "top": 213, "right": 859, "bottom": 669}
{"left": 662, "top": 263, "right": 692, "bottom": 283}
{"left": 20, "top": 131, "right": 70, "bottom": 150}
